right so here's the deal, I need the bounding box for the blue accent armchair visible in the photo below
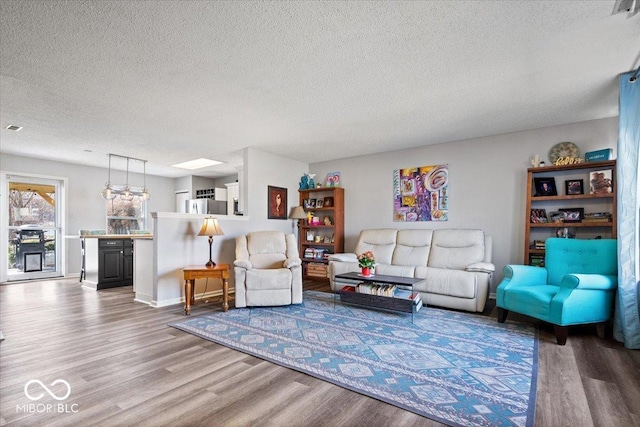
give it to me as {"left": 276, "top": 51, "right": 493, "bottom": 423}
{"left": 496, "top": 238, "right": 618, "bottom": 345}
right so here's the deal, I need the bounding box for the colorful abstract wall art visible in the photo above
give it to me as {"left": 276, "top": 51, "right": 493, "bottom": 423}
{"left": 393, "top": 164, "right": 448, "bottom": 221}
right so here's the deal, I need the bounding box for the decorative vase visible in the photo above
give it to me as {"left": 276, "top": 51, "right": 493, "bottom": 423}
{"left": 361, "top": 267, "right": 371, "bottom": 276}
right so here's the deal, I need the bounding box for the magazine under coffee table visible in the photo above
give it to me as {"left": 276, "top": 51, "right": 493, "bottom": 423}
{"left": 334, "top": 272, "right": 424, "bottom": 318}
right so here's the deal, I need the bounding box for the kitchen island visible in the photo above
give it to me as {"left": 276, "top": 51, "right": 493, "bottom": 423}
{"left": 80, "top": 234, "right": 153, "bottom": 291}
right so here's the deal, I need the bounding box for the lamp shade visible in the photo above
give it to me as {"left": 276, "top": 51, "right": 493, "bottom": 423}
{"left": 289, "top": 206, "right": 307, "bottom": 219}
{"left": 198, "top": 217, "right": 224, "bottom": 237}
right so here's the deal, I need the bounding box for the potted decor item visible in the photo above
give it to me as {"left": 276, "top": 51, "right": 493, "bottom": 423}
{"left": 358, "top": 251, "right": 375, "bottom": 276}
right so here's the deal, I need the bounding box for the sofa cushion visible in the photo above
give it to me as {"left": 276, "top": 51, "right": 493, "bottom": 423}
{"left": 428, "top": 229, "right": 485, "bottom": 270}
{"left": 246, "top": 269, "right": 292, "bottom": 290}
{"left": 354, "top": 229, "right": 397, "bottom": 265}
{"left": 375, "top": 264, "right": 416, "bottom": 278}
{"left": 392, "top": 229, "right": 433, "bottom": 266}
{"left": 415, "top": 267, "right": 478, "bottom": 299}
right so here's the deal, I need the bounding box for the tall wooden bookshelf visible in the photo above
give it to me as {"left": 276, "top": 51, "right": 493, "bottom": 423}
{"left": 298, "top": 187, "right": 344, "bottom": 280}
{"left": 524, "top": 160, "right": 617, "bottom": 265}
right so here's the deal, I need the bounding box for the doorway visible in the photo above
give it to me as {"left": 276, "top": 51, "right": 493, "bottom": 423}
{"left": 1, "top": 173, "right": 65, "bottom": 282}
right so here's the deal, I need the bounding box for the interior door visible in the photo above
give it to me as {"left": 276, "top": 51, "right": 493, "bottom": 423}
{"left": 3, "top": 174, "right": 64, "bottom": 281}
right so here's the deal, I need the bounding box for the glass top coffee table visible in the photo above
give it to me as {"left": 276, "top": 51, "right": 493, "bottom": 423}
{"left": 334, "top": 272, "right": 425, "bottom": 319}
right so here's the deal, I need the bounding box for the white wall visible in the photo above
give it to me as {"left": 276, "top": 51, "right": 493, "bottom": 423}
{"left": 0, "top": 154, "right": 176, "bottom": 275}
{"left": 310, "top": 117, "right": 618, "bottom": 293}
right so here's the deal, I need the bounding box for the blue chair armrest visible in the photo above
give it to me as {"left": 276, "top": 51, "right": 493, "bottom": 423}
{"left": 558, "top": 274, "right": 618, "bottom": 291}
{"left": 501, "top": 264, "right": 548, "bottom": 287}
{"left": 496, "top": 265, "right": 549, "bottom": 307}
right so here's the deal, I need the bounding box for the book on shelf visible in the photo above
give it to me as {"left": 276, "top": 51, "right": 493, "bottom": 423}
{"left": 341, "top": 285, "right": 356, "bottom": 293}
{"left": 529, "top": 255, "right": 545, "bottom": 267}
{"left": 394, "top": 289, "right": 420, "bottom": 301}
{"left": 530, "top": 240, "right": 545, "bottom": 250}
{"left": 583, "top": 212, "right": 612, "bottom": 222}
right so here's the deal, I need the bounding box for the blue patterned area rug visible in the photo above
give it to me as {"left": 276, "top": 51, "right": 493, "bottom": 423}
{"left": 170, "top": 291, "right": 538, "bottom": 427}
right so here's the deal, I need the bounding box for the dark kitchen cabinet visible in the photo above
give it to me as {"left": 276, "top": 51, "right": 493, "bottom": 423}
{"left": 93, "top": 239, "right": 133, "bottom": 289}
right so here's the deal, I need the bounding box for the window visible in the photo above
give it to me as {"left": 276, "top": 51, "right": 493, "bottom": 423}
{"left": 106, "top": 194, "right": 146, "bottom": 234}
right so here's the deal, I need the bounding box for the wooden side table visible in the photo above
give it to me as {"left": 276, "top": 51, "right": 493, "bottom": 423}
{"left": 182, "top": 264, "right": 230, "bottom": 315}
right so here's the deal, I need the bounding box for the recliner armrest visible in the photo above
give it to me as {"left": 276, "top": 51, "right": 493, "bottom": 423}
{"left": 284, "top": 257, "right": 302, "bottom": 268}
{"left": 466, "top": 262, "right": 495, "bottom": 274}
{"left": 234, "top": 260, "right": 252, "bottom": 270}
{"left": 328, "top": 253, "right": 357, "bottom": 262}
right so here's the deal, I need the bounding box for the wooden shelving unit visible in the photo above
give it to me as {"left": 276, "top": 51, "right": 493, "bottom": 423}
{"left": 524, "top": 160, "right": 616, "bottom": 265}
{"left": 298, "top": 187, "right": 344, "bottom": 280}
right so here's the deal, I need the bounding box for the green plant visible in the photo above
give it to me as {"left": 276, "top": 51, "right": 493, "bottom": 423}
{"left": 357, "top": 251, "right": 375, "bottom": 268}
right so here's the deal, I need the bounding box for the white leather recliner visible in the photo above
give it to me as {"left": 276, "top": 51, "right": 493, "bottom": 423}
{"left": 234, "top": 231, "right": 303, "bottom": 308}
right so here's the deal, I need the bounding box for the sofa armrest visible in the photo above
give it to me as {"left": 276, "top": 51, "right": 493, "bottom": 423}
{"left": 558, "top": 274, "right": 618, "bottom": 291}
{"left": 466, "top": 262, "right": 495, "bottom": 274}
{"left": 284, "top": 257, "right": 302, "bottom": 269}
{"left": 234, "top": 260, "right": 252, "bottom": 270}
{"left": 328, "top": 253, "right": 358, "bottom": 262}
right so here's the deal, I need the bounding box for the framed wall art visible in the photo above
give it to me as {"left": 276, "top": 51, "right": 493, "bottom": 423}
{"left": 267, "top": 186, "right": 287, "bottom": 219}
{"left": 393, "top": 164, "right": 448, "bottom": 222}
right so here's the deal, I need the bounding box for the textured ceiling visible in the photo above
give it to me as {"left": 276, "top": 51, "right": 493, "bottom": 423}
{"left": 0, "top": 1, "right": 638, "bottom": 178}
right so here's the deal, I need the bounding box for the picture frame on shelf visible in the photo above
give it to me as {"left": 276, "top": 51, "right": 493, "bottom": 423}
{"left": 323, "top": 196, "right": 334, "bottom": 207}
{"left": 559, "top": 208, "right": 584, "bottom": 223}
{"left": 306, "top": 230, "right": 315, "bottom": 242}
{"left": 326, "top": 172, "right": 340, "bottom": 187}
{"left": 549, "top": 211, "right": 565, "bottom": 223}
{"left": 589, "top": 169, "right": 613, "bottom": 195}
{"left": 533, "top": 177, "right": 558, "bottom": 196}
{"left": 267, "top": 186, "right": 287, "bottom": 220}
{"left": 303, "top": 198, "right": 316, "bottom": 209}
{"left": 323, "top": 236, "right": 332, "bottom": 244}
{"left": 530, "top": 208, "right": 548, "bottom": 223}
{"left": 314, "top": 235, "right": 324, "bottom": 243}
{"left": 565, "top": 179, "right": 584, "bottom": 195}
{"left": 315, "top": 199, "right": 324, "bottom": 208}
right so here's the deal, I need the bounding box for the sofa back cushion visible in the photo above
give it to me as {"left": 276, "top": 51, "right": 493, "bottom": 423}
{"left": 428, "top": 229, "right": 485, "bottom": 269}
{"left": 354, "top": 229, "right": 397, "bottom": 265}
{"left": 247, "top": 231, "right": 287, "bottom": 269}
{"left": 392, "top": 229, "right": 433, "bottom": 266}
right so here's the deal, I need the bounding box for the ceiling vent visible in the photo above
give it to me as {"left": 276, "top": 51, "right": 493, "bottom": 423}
{"left": 6, "top": 125, "right": 23, "bottom": 131}
{"left": 613, "top": 0, "right": 639, "bottom": 17}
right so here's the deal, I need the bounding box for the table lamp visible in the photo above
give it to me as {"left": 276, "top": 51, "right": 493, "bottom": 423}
{"left": 198, "top": 217, "right": 224, "bottom": 267}
{"left": 289, "top": 206, "right": 307, "bottom": 235}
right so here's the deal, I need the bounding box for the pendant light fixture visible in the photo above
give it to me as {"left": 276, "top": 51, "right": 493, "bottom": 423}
{"left": 141, "top": 161, "right": 150, "bottom": 201}
{"left": 100, "top": 154, "right": 150, "bottom": 201}
{"left": 120, "top": 157, "right": 134, "bottom": 201}
{"left": 101, "top": 154, "right": 117, "bottom": 200}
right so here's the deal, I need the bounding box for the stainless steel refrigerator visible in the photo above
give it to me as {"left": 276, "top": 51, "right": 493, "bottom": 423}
{"left": 185, "top": 199, "right": 227, "bottom": 215}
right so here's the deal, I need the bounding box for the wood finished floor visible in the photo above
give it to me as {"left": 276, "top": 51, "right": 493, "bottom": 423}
{"left": 1, "top": 278, "right": 639, "bottom": 427}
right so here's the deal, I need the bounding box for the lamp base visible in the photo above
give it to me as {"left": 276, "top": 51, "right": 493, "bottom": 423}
{"left": 205, "top": 260, "right": 216, "bottom": 267}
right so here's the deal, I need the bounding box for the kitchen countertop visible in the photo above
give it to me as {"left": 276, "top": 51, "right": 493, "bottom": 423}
{"left": 77, "top": 234, "right": 153, "bottom": 239}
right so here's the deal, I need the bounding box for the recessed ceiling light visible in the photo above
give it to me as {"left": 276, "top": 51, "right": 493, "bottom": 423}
{"left": 172, "top": 158, "right": 224, "bottom": 170}
{"left": 6, "top": 125, "right": 22, "bottom": 131}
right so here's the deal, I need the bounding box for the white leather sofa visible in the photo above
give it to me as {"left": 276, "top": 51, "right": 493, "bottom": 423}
{"left": 234, "top": 231, "right": 303, "bottom": 308}
{"left": 328, "top": 229, "right": 494, "bottom": 312}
